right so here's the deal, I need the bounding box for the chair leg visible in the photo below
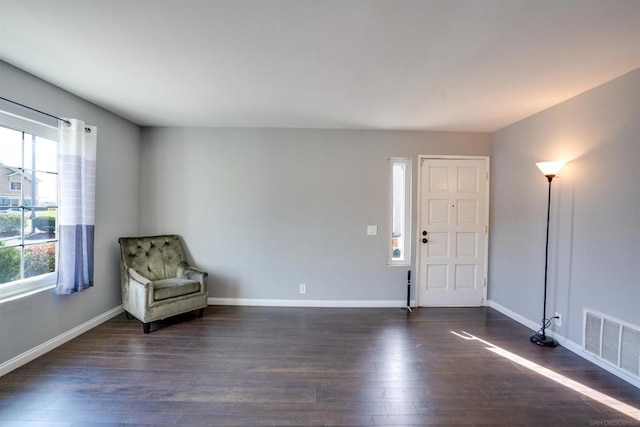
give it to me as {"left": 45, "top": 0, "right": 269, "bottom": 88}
{"left": 143, "top": 322, "right": 151, "bottom": 334}
{"left": 198, "top": 308, "right": 205, "bottom": 318}
{"left": 124, "top": 311, "right": 133, "bottom": 320}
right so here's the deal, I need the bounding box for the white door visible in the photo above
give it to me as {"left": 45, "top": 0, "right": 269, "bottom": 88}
{"left": 417, "top": 157, "right": 489, "bottom": 306}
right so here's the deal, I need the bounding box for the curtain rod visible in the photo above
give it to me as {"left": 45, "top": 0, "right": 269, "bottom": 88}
{"left": 0, "top": 96, "right": 72, "bottom": 126}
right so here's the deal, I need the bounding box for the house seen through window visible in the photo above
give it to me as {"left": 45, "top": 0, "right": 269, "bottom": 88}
{"left": 0, "top": 115, "right": 58, "bottom": 289}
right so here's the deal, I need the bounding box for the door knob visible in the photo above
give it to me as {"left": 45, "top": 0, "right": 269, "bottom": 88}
{"left": 422, "top": 231, "right": 427, "bottom": 236}
{"left": 422, "top": 238, "right": 428, "bottom": 244}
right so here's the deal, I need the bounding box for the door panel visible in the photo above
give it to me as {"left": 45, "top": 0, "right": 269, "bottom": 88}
{"left": 457, "top": 200, "right": 479, "bottom": 224}
{"left": 429, "top": 200, "right": 451, "bottom": 224}
{"left": 427, "top": 232, "right": 449, "bottom": 257}
{"left": 456, "top": 232, "right": 477, "bottom": 256}
{"left": 418, "top": 158, "right": 488, "bottom": 306}
{"left": 427, "top": 265, "right": 448, "bottom": 289}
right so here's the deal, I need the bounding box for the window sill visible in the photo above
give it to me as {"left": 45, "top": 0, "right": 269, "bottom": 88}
{"left": 0, "top": 273, "right": 56, "bottom": 304}
{"left": 387, "top": 261, "right": 411, "bottom": 266}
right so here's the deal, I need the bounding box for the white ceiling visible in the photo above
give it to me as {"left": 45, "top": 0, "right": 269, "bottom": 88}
{"left": 1, "top": 0, "right": 639, "bottom": 132}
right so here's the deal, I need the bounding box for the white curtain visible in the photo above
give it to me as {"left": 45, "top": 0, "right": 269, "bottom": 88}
{"left": 56, "top": 119, "right": 97, "bottom": 295}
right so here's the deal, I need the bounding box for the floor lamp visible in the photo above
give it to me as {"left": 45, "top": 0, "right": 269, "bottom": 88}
{"left": 530, "top": 161, "right": 565, "bottom": 347}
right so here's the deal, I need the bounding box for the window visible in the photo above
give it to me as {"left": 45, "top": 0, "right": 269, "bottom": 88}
{"left": 388, "top": 158, "right": 411, "bottom": 265}
{"left": 0, "top": 111, "right": 58, "bottom": 301}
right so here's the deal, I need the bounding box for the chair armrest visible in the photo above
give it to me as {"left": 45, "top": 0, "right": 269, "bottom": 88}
{"left": 178, "top": 266, "right": 208, "bottom": 283}
{"left": 128, "top": 268, "right": 153, "bottom": 288}
{"left": 177, "top": 261, "right": 207, "bottom": 281}
{"left": 177, "top": 262, "right": 208, "bottom": 295}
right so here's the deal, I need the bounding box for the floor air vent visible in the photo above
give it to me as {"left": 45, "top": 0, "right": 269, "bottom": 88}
{"left": 584, "top": 310, "right": 640, "bottom": 378}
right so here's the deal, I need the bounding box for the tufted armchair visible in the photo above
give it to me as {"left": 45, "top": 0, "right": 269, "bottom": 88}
{"left": 118, "top": 235, "right": 208, "bottom": 333}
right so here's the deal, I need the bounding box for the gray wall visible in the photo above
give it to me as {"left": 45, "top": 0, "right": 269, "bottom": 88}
{"left": 490, "top": 68, "right": 640, "bottom": 343}
{"left": 140, "top": 127, "right": 491, "bottom": 302}
{"left": 0, "top": 61, "right": 141, "bottom": 364}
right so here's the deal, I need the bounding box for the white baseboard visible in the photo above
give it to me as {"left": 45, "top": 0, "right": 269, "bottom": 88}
{"left": 0, "top": 305, "right": 124, "bottom": 378}
{"left": 487, "top": 299, "right": 541, "bottom": 332}
{"left": 208, "top": 297, "right": 416, "bottom": 308}
{"left": 487, "top": 299, "right": 640, "bottom": 389}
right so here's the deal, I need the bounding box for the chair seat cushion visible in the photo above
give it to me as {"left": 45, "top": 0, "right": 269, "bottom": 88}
{"left": 153, "top": 278, "right": 200, "bottom": 301}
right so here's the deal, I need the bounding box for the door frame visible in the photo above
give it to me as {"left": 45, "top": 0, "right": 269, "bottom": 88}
{"left": 415, "top": 155, "right": 491, "bottom": 307}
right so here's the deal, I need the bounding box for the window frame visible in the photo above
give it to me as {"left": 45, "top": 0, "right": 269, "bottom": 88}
{"left": 0, "top": 110, "right": 59, "bottom": 303}
{"left": 387, "top": 157, "right": 412, "bottom": 266}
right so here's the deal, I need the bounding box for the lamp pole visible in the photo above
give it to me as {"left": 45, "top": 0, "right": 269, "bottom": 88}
{"left": 530, "top": 161, "right": 564, "bottom": 347}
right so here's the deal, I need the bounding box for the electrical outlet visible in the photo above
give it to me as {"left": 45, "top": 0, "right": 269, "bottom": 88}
{"left": 554, "top": 312, "right": 562, "bottom": 327}
{"left": 299, "top": 284, "right": 307, "bottom": 294}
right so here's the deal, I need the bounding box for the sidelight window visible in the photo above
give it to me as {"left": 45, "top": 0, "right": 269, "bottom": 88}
{"left": 388, "top": 158, "right": 411, "bottom": 265}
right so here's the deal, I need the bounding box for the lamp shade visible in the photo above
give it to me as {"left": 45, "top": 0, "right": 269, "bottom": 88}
{"left": 536, "top": 161, "right": 565, "bottom": 177}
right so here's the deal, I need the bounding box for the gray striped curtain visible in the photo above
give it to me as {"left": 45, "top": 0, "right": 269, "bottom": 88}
{"left": 56, "top": 119, "right": 97, "bottom": 295}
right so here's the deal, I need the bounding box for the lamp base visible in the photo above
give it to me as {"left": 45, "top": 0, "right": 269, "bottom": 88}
{"left": 530, "top": 333, "right": 558, "bottom": 347}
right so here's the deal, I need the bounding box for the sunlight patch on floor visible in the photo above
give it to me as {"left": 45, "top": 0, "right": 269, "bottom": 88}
{"left": 452, "top": 330, "right": 640, "bottom": 422}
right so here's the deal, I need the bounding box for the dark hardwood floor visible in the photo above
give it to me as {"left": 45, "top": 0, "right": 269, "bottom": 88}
{"left": 1, "top": 306, "right": 639, "bottom": 426}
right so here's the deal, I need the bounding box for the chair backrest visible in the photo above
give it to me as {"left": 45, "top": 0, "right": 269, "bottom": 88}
{"left": 118, "top": 235, "right": 186, "bottom": 281}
